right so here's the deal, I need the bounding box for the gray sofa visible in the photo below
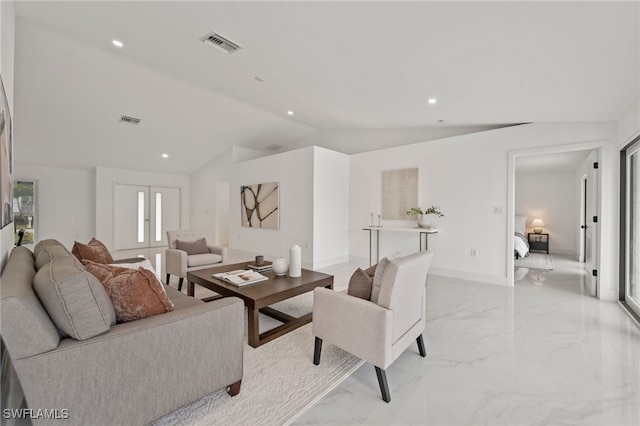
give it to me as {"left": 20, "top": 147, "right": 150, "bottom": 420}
{"left": 0, "top": 240, "right": 244, "bottom": 425}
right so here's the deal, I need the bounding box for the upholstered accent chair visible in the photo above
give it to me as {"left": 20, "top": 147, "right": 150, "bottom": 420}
{"left": 312, "top": 250, "right": 434, "bottom": 402}
{"left": 165, "top": 230, "right": 227, "bottom": 291}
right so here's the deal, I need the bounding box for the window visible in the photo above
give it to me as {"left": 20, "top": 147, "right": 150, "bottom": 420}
{"left": 621, "top": 136, "right": 640, "bottom": 321}
{"left": 13, "top": 180, "right": 36, "bottom": 245}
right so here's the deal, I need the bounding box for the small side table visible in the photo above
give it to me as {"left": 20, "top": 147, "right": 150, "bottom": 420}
{"left": 528, "top": 233, "right": 549, "bottom": 254}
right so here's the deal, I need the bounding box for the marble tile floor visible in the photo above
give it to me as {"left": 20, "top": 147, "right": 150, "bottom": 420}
{"left": 292, "top": 255, "right": 640, "bottom": 426}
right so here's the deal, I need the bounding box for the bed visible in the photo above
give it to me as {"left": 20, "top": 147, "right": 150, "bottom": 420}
{"left": 514, "top": 215, "right": 530, "bottom": 259}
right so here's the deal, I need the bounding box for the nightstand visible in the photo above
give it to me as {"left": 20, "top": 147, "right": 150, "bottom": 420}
{"left": 528, "top": 233, "right": 549, "bottom": 254}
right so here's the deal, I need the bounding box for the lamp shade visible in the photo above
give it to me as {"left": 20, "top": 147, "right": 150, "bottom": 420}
{"left": 531, "top": 218, "right": 544, "bottom": 234}
{"left": 531, "top": 218, "right": 544, "bottom": 227}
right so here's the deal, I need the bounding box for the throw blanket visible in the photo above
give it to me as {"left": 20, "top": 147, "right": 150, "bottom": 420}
{"left": 514, "top": 232, "right": 529, "bottom": 258}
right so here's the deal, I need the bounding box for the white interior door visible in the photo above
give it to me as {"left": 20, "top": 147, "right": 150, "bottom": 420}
{"left": 584, "top": 151, "right": 598, "bottom": 296}
{"left": 114, "top": 184, "right": 180, "bottom": 251}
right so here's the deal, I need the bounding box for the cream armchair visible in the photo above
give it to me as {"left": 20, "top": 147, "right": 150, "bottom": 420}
{"left": 165, "top": 230, "right": 227, "bottom": 291}
{"left": 312, "top": 250, "right": 434, "bottom": 402}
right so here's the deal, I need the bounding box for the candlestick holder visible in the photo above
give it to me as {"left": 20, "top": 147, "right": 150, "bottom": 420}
{"left": 377, "top": 214, "right": 381, "bottom": 227}
{"left": 370, "top": 212, "right": 374, "bottom": 227}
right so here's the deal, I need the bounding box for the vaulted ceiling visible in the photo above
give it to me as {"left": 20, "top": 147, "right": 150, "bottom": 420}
{"left": 12, "top": 1, "right": 640, "bottom": 174}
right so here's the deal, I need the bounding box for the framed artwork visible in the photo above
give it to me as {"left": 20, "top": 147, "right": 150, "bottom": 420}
{"left": 1, "top": 74, "right": 13, "bottom": 229}
{"left": 240, "top": 182, "right": 279, "bottom": 228}
{"left": 381, "top": 168, "right": 418, "bottom": 220}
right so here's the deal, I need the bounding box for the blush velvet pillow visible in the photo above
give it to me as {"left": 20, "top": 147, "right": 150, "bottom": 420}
{"left": 176, "top": 238, "right": 209, "bottom": 255}
{"left": 72, "top": 238, "right": 114, "bottom": 264}
{"left": 83, "top": 261, "right": 174, "bottom": 323}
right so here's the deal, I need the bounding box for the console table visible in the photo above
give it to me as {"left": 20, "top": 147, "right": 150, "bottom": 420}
{"left": 362, "top": 226, "right": 438, "bottom": 266}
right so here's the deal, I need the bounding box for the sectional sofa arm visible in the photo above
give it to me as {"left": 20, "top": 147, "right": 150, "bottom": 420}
{"left": 207, "top": 245, "right": 228, "bottom": 263}
{"left": 312, "top": 287, "right": 393, "bottom": 368}
{"left": 14, "top": 297, "right": 244, "bottom": 426}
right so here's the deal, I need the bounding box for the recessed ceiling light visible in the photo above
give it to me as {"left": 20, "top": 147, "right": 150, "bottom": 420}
{"left": 112, "top": 40, "right": 124, "bottom": 48}
{"left": 162, "top": 153, "right": 169, "bottom": 159}
{"left": 427, "top": 98, "right": 437, "bottom": 105}
{"left": 287, "top": 111, "right": 294, "bottom": 116}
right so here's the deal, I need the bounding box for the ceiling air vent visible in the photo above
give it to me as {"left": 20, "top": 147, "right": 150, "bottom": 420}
{"left": 119, "top": 115, "right": 141, "bottom": 125}
{"left": 200, "top": 31, "right": 242, "bottom": 54}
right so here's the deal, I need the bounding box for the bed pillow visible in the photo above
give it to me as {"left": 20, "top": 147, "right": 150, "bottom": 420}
{"left": 176, "top": 238, "right": 209, "bottom": 255}
{"left": 83, "top": 261, "right": 174, "bottom": 323}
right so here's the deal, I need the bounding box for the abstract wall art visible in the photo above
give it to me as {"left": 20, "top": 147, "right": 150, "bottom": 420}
{"left": 381, "top": 168, "right": 418, "bottom": 220}
{"left": 240, "top": 182, "right": 279, "bottom": 228}
{"left": 0, "top": 75, "right": 13, "bottom": 229}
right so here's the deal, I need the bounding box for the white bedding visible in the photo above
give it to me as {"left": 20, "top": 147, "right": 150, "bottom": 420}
{"left": 514, "top": 215, "right": 529, "bottom": 258}
{"left": 514, "top": 233, "right": 529, "bottom": 258}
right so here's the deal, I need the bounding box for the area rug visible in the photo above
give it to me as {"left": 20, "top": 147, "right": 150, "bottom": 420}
{"left": 152, "top": 293, "right": 364, "bottom": 426}
{"left": 515, "top": 252, "right": 553, "bottom": 270}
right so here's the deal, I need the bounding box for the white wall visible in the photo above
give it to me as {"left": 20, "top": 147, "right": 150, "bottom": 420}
{"left": 618, "top": 97, "right": 640, "bottom": 148}
{"left": 515, "top": 170, "right": 579, "bottom": 257}
{"left": 0, "top": 0, "right": 15, "bottom": 270}
{"left": 190, "top": 146, "right": 268, "bottom": 245}
{"left": 95, "top": 166, "right": 189, "bottom": 251}
{"left": 191, "top": 145, "right": 348, "bottom": 268}
{"left": 190, "top": 148, "right": 233, "bottom": 245}
{"left": 230, "top": 147, "right": 315, "bottom": 266}
{"left": 313, "top": 147, "right": 349, "bottom": 268}
{"left": 349, "top": 122, "right": 618, "bottom": 294}
{"left": 14, "top": 165, "right": 95, "bottom": 249}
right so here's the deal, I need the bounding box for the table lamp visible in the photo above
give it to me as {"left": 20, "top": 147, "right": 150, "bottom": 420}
{"left": 531, "top": 218, "right": 544, "bottom": 234}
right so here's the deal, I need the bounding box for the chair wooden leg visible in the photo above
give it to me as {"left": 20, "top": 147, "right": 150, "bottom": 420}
{"left": 417, "top": 334, "right": 426, "bottom": 357}
{"left": 178, "top": 277, "right": 184, "bottom": 292}
{"left": 227, "top": 379, "right": 242, "bottom": 396}
{"left": 375, "top": 366, "right": 391, "bottom": 403}
{"left": 166, "top": 274, "right": 170, "bottom": 285}
{"left": 313, "top": 337, "right": 322, "bottom": 365}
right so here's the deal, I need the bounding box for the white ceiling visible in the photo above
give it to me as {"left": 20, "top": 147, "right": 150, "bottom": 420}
{"left": 11, "top": 1, "right": 640, "bottom": 174}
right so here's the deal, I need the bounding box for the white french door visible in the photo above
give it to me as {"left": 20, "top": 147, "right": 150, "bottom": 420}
{"left": 114, "top": 184, "right": 181, "bottom": 251}
{"left": 625, "top": 140, "right": 640, "bottom": 317}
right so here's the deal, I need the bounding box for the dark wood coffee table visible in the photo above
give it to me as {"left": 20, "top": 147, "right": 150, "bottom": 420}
{"left": 187, "top": 262, "right": 333, "bottom": 348}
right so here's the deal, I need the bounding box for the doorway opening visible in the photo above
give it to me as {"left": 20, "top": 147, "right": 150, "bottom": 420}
{"left": 508, "top": 142, "right": 602, "bottom": 295}
{"left": 112, "top": 184, "right": 181, "bottom": 277}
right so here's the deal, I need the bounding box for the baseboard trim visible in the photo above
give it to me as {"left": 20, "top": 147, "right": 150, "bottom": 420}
{"left": 429, "top": 266, "right": 507, "bottom": 286}
{"left": 313, "top": 255, "right": 350, "bottom": 270}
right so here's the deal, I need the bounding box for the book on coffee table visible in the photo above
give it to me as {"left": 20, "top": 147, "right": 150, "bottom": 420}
{"left": 246, "top": 264, "right": 273, "bottom": 272}
{"left": 213, "top": 269, "right": 268, "bottom": 286}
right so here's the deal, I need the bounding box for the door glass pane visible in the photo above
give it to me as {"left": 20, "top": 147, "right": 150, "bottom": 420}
{"left": 155, "top": 192, "right": 162, "bottom": 242}
{"left": 137, "top": 191, "right": 145, "bottom": 243}
{"left": 629, "top": 150, "right": 639, "bottom": 304}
